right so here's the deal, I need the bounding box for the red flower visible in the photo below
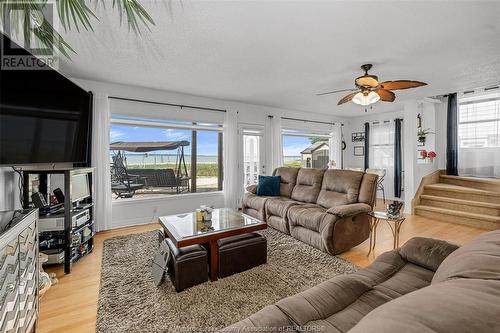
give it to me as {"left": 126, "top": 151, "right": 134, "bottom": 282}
{"left": 420, "top": 150, "right": 428, "bottom": 158}
{"left": 428, "top": 151, "right": 437, "bottom": 158}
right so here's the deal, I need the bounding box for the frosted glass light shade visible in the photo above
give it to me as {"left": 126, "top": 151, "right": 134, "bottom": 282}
{"left": 352, "top": 91, "right": 380, "bottom": 106}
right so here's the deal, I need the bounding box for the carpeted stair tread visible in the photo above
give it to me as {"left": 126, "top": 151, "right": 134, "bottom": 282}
{"left": 420, "top": 195, "right": 500, "bottom": 209}
{"left": 439, "top": 175, "right": 500, "bottom": 192}
{"left": 415, "top": 205, "right": 500, "bottom": 222}
{"left": 424, "top": 183, "right": 500, "bottom": 196}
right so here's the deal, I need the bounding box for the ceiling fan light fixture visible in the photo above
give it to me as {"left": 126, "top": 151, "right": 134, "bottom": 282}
{"left": 352, "top": 91, "right": 380, "bottom": 106}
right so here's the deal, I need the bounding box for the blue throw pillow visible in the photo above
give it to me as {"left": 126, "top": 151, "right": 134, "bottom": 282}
{"left": 256, "top": 175, "right": 281, "bottom": 196}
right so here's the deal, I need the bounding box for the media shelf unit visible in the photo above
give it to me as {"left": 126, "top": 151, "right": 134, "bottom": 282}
{"left": 22, "top": 167, "right": 95, "bottom": 274}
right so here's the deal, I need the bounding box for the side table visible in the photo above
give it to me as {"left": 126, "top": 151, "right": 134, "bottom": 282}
{"left": 367, "top": 211, "right": 406, "bottom": 256}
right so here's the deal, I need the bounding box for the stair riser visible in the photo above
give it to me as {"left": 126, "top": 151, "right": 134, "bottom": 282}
{"left": 415, "top": 208, "right": 499, "bottom": 230}
{"left": 441, "top": 178, "right": 500, "bottom": 192}
{"left": 420, "top": 198, "right": 500, "bottom": 216}
{"left": 424, "top": 188, "right": 500, "bottom": 204}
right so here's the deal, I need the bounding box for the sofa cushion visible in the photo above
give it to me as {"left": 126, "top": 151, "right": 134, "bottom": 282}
{"left": 398, "top": 237, "right": 459, "bottom": 272}
{"left": 291, "top": 168, "right": 325, "bottom": 203}
{"left": 358, "top": 172, "right": 379, "bottom": 206}
{"left": 349, "top": 279, "right": 500, "bottom": 333}
{"left": 432, "top": 229, "right": 500, "bottom": 284}
{"left": 316, "top": 170, "right": 364, "bottom": 208}
{"left": 287, "top": 204, "right": 330, "bottom": 233}
{"left": 266, "top": 197, "right": 301, "bottom": 218}
{"left": 273, "top": 167, "right": 300, "bottom": 198}
{"left": 242, "top": 192, "right": 269, "bottom": 221}
{"left": 256, "top": 175, "right": 281, "bottom": 196}
{"left": 274, "top": 249, "right": 434, "bottom": 333}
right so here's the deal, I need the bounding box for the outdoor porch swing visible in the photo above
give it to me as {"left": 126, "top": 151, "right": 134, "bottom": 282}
{"left": 110, "top": 140, "right": 191, "bottom": 198}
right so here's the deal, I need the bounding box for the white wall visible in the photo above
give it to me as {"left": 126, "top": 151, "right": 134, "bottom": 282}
{"left": 75, "top": 79, "right": 345, "bottom": 229}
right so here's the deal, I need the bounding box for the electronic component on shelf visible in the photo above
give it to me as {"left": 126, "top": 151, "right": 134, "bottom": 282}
{"left": 39, "top": 208, "right": 90, "bottom": 231}
{"left": 42, "top": 249, "right": 65, "bottom": 265}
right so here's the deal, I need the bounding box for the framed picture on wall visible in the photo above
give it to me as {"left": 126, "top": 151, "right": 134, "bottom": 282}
{"left": 354, "top": 146, "right": 364, "bottom": 156}
{"left": 352, "top": 132, "right": 365, "bottom": 142}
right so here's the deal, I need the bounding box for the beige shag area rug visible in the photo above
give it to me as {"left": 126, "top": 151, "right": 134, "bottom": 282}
{"left": 96, "top": 228, "right": 357, "bottom": 333}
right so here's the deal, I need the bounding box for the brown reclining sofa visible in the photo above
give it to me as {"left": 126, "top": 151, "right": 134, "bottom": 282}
{"left": 243, "top": 167, "right": 378, "bottom": 254}
{"left": 222, "top": 230, "right": 500, "bottom": 333}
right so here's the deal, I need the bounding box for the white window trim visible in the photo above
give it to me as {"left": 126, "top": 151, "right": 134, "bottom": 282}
{"left": 110, "top": 116, "right": 224, "bottom": 202}
{"left": 111, "top": 117, "right": 223, "bottom": 132}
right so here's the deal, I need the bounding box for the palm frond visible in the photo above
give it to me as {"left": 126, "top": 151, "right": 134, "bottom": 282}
{"left": 112, "top": 0, "right": 155, "bottom": 33}
{"left": 57, "top": 0, "right": 97, "bottom": 32}
{"left": 0, "top": 0, "right": 156, "bottom": 59}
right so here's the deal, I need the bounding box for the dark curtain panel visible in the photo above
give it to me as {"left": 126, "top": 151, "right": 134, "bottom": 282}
{"left": 364, "top": 122, "right": 370, "bottom": 170}
{"left": 446, "top": 93, "right": 459, "bottom": 175}
{"left": 394, "top": 118, "right": 403, "bottom": 198}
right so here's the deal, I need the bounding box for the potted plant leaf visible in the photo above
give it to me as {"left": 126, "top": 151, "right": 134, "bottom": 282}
{"left": 417, "top": 128, "right": 434, "bottom": 144}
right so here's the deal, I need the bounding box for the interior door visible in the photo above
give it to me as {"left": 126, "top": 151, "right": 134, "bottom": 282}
{"left": 239, "top": 125, "right": 266, "bottom": 189}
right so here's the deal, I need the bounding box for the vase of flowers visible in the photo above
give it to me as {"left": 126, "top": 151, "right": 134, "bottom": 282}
{"left": 420, "top": 150, "right": 437, "bottom": 162}
{"left": 427, "top": 151, "right": 437, "bottom": 162}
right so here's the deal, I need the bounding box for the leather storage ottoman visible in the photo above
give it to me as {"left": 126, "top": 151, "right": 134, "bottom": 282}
{"left": 217, "top": 233, "right": 267, "bottom": 278}
{"left": 166, "top": 238, "right": 208, "bottom": 292}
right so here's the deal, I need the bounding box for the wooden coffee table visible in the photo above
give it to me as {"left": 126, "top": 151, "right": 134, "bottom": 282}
{"left": 159, "top": 208, "right": 267, "bottom": 281}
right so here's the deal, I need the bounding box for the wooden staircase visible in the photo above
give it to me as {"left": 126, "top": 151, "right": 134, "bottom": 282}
{"left": 413, "top": 173, "right": 500, "bottom": 230}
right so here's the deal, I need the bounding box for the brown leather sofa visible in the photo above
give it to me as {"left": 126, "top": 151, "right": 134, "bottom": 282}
{"left": 222, "top": 230, "right": 500, "bottom": 333}
{"left": 243, "top": 167, "right": 378, "bottom": 254}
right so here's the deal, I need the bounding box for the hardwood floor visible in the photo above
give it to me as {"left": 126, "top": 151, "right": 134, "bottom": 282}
{"left": 39, "top": 201, "right": 488, "bottom": 333}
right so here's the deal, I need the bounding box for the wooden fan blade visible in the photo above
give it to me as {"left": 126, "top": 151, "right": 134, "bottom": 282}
{"left": 316, "top": 88, "right": 357, "bottom": 96}
{"left": 375, "top": 88, "right": 396, "bottom": 102}
{"left": 380, "top": 80, "right": 427, "bottom": 90}
{"left": 338, "top": 92, "right": 358, "bottom": 105}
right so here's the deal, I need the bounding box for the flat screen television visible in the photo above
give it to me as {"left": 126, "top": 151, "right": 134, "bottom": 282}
{"left": 0, "top": 33, "right": 92, "bottom": 166}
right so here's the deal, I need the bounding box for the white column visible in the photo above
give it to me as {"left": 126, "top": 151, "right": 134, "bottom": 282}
{"left": 224, "top": 110, "right": 240, "bottom": 208}
{"left": 92, "top": 92, "right": 112, "bottom": 231}
{"left": 403, "top": 100, "right": 418, "bottom": 214}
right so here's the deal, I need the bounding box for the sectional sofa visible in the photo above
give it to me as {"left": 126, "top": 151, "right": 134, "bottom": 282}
{"left": 223, "top": 230, "right": 500, "bottom": 333}
{"left": 243, "top": 167, "right": 378, "bottom": 254}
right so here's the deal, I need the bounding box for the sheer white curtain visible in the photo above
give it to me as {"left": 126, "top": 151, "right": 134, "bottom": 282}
{"left": 329, "top": 123, "right": 342, "bottom": 169}
{"left": 369, "top": 121, "right": 395, "bottom": 198}
{"left": 224, "top": 110, "right": 240, "bottom": 208}
{"left": 271, "top": 116, "right": 283, "bottom": 170}
{"left": 92, "top": 93, "right": 112, "bottom": 231}
{"left": 458, "top": 95, "right": 500, "bottom": 178}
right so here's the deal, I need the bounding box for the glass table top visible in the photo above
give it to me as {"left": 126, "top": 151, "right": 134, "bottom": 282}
{"left": 159, "top": 208, "right": 264, "bottom": 240}
{"left": 368, "top": 211, "right": 405, "bottom": 220}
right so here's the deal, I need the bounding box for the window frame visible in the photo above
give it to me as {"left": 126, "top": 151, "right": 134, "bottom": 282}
{"left": 109, "top": 115, "right": 224, "bottom": 201}
{"left": 458, "top": 94, "right": 500, "bottom": 149}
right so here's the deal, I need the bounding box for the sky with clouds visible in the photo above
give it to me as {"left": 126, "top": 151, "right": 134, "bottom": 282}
{"left": 110, "top": 125, "right": 316, "bottom": 157}
{"left": 110, "top": 124, "right": 219, "bottom": 155}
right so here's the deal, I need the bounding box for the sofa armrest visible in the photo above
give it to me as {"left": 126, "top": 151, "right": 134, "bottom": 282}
{"left": 246, "top": 184, "right": 257, "bottom": 194}
{"left": 399, "top": 237, "right": 459, "bottom": 271}
{"left": 326, "top": 203, "right": 372, "bottom": 218}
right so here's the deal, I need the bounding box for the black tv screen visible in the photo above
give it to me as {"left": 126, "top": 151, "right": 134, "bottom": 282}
{"left": 0, "top": 35, "right": 92, "bottom": 166}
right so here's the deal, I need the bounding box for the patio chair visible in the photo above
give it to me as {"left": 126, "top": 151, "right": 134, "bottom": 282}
{"left": 155, "top": 169, "right": 190, "bottom": 193}
{"left": 366, "top": 168, "right": 386, "bottom": 204}
{"left": 110, "top": 164, "right": 146, "bottom": 198}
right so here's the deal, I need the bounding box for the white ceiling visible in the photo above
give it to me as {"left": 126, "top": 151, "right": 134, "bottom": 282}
{"left": 59, "top": 1, "right": 500, "bottom": 117}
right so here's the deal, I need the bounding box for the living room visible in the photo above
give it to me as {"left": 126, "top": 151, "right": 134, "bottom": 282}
{"left": 0, "top": 1, "right": 499, "bottom": 333}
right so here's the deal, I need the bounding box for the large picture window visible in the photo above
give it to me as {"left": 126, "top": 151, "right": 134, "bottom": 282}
{"left": 282, "top": 130, "right": 330, "bottom": 168}
{"left": 109, "top": 116, "right": 223, "bottom": 199}
{"left": 458, "top": 93, "right": 500, "bottom": 178}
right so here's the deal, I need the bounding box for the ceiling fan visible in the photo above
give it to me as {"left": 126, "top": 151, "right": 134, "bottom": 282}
{"left": 317, "top": 64, "right": 427, "bottom": 106}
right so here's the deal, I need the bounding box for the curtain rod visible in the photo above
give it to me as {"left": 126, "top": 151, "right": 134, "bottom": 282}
{"left": 279, "top": 116, "right": 344, "bottom": 126}
{"left": 108, "top": 96, "right": 227, "bottom": 113}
